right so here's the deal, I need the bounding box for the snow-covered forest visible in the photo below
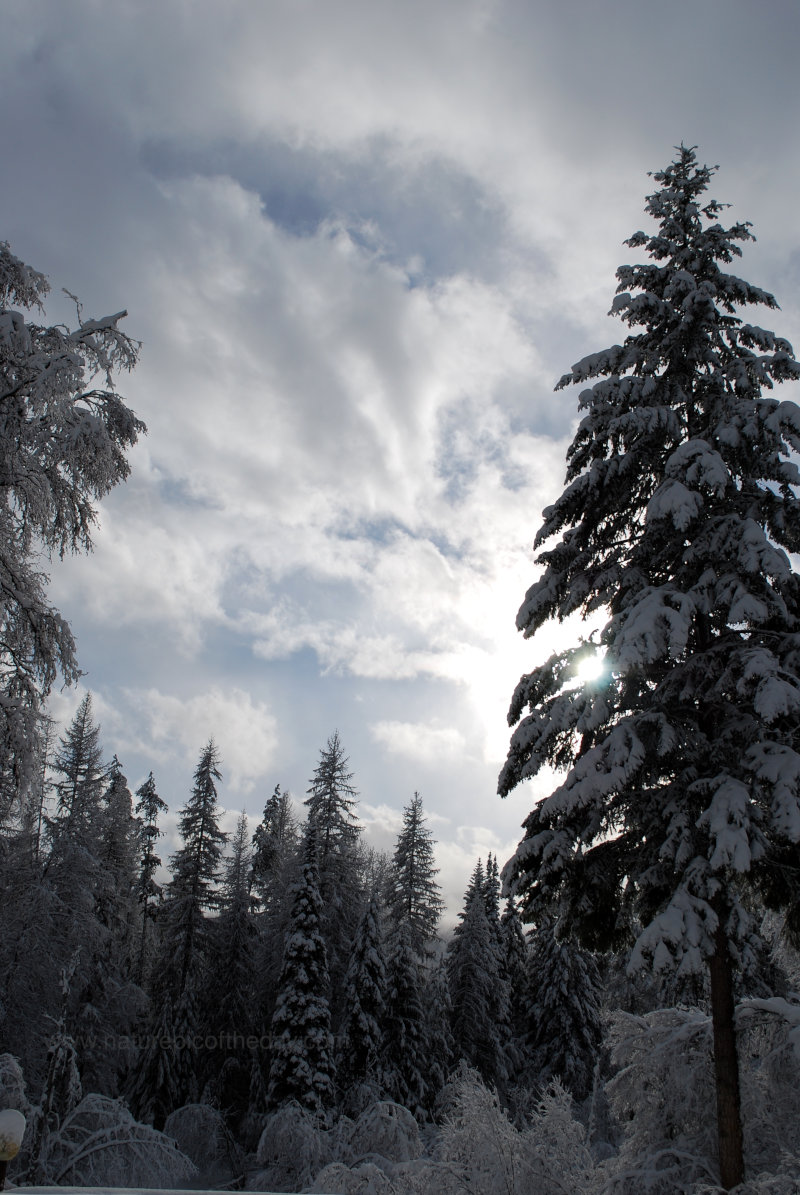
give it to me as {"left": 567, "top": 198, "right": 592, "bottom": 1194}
{"left": 3, "top": 148, "right": 800, "bottom": 1194}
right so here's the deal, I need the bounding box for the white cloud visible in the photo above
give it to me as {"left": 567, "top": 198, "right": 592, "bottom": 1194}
{"left": 436, "top": 823, "right": 522, "bottom": 934}
{"left": 370, "top": 720, "right": 467, "bottom": 765}
{"left": 66, "top": 685, "right": 279, "bottom": 796}
{"left": 12, "top": 0, "right": 800, "bottom": 921}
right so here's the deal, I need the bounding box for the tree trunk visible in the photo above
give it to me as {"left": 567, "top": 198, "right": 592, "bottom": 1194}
{"left": 708, "top": 915, "right": 744, "bottom": 1190}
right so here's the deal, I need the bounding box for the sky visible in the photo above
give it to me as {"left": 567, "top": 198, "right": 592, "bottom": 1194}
{"left": 3, "top": 0, "right": 800, "bottom": 924}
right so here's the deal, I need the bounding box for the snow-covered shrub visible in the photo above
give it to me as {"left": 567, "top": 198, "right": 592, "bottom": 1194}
{"left": 33, "top": 1092, "right": 195, "bottom": 1187}
{"left": 254, "top": 1100, "right": 331, "bottom": 1190}
{"left": 602, "top": 1008, "right": 719, "bottom": 1192}
{"left": 737, "top": 997, "right": 800, "bottom": 1176}
{"left": 340, "top": 1100, "right": 421, "bottom": 1165}
{"left": 603, "top": 1002, "right": 800, "bottom": 1191}
{"left": 305, "top": 1159, "right": 397, "bottom": 1194}
{"left": 436, "top": 1066, "right": 595, "bottom": 1195}
{"left": 164, "top": 1101, "right": 239, "bottom": 1175}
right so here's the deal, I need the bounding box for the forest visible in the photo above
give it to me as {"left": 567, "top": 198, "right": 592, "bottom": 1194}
{"left": 2, "top": 147, "right": 800, "bottom": 1194}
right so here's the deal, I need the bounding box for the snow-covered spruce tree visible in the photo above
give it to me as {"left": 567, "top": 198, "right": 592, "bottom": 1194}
{"left": 134, "top": 770, "right": 167, "bottom": 985}
{"left": 162, "top": 740, "right": 227, "bottom": 996}
{"left": 387, "top": 791, "right": 444, "bottom": 956}
{"left": 267, "top": 826, "right": 335, "bottom": 1117}
{"left": 124, "top": 990, "right": 181, "bottom": 1130}
{"left": 381, "top": 924, "right": 428, "bottom": 1119}
{"left": 97, "top": 755, "right": 138, "bottom": 945}
{"left": 523, "top": 918, "right": 602, "bottom": 1100}
{"left": 447, "top": 874, "right": 510, "bottom": 1094}
{"left": 203, "top": 810, "right": 258, "bottom": 1119}
{"left": 46, "top": 693, "right": 106, "bottom": 865}
{"left": 305, "top": 731, "right": 364, "bottom": 1020}
{"left": 421, "top": 957, "right": 455, "bottom": 1116}
{"left": 0, "top": 244, "right": 142, "bottom": 796}
{"left": 305, "top": 731, "right": 360, "bottom": 861}
{"left": 34, "top": 696, "right": 118, "bottom": 1083}
{"left": 252, "top": 782, "right": 298, "bottom": 906}
{"left": 79, "top": 754, "right": 144, "bottom": 1095}
{"left": 499, "top": 146, "right": 800, "bottom": 1189}
{"left": 336, "top": 893, "right": 387, "bottom": 1111}
{"left": 501, "top": 897, "right": 529, "bottom": 1046}
{"left": 250, "top": 783, "right": 300, "bottom": 1031}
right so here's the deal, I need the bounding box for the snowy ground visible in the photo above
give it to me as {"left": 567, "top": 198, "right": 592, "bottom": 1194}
{"left": 14, "top": 1189, "right": 329, "bottom": 1195}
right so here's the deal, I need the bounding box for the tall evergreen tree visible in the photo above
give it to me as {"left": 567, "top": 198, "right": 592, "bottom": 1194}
{"left": 47, "top": 693, "right": 106, "bottom": 865}
{"left": 446, "top": 886, "right": 509, "bottom": 1094}
{"left": 134, "top": 771, "right": 167, "bottom": 985}
{"left": 249, "top": 783, "right": 300, "bottom": 1033}
{"left": 267, "top": 828, "right": 335, "bottom": 1116}
{"left": 336, "top": 893, "right": 386, "bottom": 1109}
{"left": 387, "top": 792, "right": 444, "bottom": 956}
{"left": 304, "top": 732, "right": 364, "bottom": 1017}
{"left": 381, "top": 925, "right": 428, "bottom": 1119}
{"left": 499, "top": 146, "right": 800, "bottom": 1189}
{"left": 523, "top": 918, "right": 602, "bottom": 1100}
{"left": 163, "top": 740, "right": 227, "bottom": 996}
{"left": 39, "top": 695, "right": 112, "bottom": 1075}
{"left": 76, "top": 755, "right": 142, "bottom": 1095}
{"left": 305, "top": 731, "right": 360, "bottom": 861}
{"left": 0, "top": 242, "right": 142, "bottom": 800}
{"left": 421, "top": 958, "right": 454, "bottom": 1116}
{"left": 500, "top": 896, "right": 529, "bottom": 1077}
{"left": 124, "top": 991, "right": 181, "bottom": 1131}
{"left": 251, "top": 782, "right": 298, "bottom": 915}
{"left": 96, "top": 756, "right": 138, "bottom": 943}
{"left": 203, "top": 811, "right": 258, "bottom": 1116}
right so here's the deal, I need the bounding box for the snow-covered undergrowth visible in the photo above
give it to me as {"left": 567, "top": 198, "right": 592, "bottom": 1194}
{"left": 602, "top": 1002, "right": 800, "bottom": 1194}
{"left": 0, "top": 1055, "right": 194, "bottom": 1190}
{"left": 29, "top": 1094, "right": 196, "bottom": 1188}
{"left": 5, "top": 1003, "right": 800, "bottom": 1194}
{"left": 164, "top": 1102, "right": 245, "bottom": 1182}
{"left": 251, "top": 1070, "right": 594, "bottom": 1194}
{"left": 247, "top": 1018, "right": 800, "bottom": 1195}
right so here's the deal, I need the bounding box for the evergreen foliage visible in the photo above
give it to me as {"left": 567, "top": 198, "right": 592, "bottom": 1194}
{"left": 447, "top": 887, "right": 509, "bottom": 1094}
{"left": 124, "top": 992, "right": 181, "bottom": 1131}
{"left": 524, "top": 918, "right": 602, "bottom": 1100}
{"left": 134, "top": 771, "right": 167, "bottom": 984}
{"left": 163, "top": 740, "right": 227, "bottom": 995}
{"left": 421, "top": 959, "right": 454, "bottom": 1116}
{"left": 96, "top": 756, "right": 138, "bottom": 943}
{"left": 500, "top": 145, "right": 800, "bottom": 1188}
{"left": 267, "top": 828, "right": 335, "bottom": 1116}
{"left": 252, "top": 783, "right": 297, "bottom": 903}
{"left": 203, "top": 811, "right": 258, "bottom": 1115}
{"left": 305, "top": 731, "right": 360, "bottom": 861}
{"left": 0, "top": 243, "right": 141, "bottom": 796}
{"left": 336, "top": 894, "right": 386, "bottom": 1107}
{"left": 304, "top": 731, "right": 364, "bottom": 1020}
{"left": 387, "top": 791, "right": 444, "bottom": 956}
{"left": 381, "top": 926, "right": 428, "bottom": 1119}
{"left": 47, "top": 693, "right": 106, "bottom": 865}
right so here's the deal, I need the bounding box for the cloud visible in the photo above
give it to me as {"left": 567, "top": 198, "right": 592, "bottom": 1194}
{"left": 52, "top": 685, "right": 280, "bottom": 796}
{"left": 435, "top": 823, "right": 522, "bottom": 934}
{"left": 9, "top": 0, "right": 800, "bottom": 922}
{"left": 370, "top": 720, "right": 467, "bottom": 765}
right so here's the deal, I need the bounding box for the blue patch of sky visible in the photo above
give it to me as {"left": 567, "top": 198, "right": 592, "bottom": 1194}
{"left": 435, "top": 400, "right": 510, "bottom": 503}
{"left": 139, "top": 133, "right": 514, "bottom": 284}
{"left": 331, "top": 513, "right": 410, "bottom": 546}
{"left": 156, "top": 475, "right": 224, "bottom": 510}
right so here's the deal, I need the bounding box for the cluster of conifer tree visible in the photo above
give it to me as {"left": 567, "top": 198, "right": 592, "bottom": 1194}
{"left": 0, "top": 694, "right": 613, "bottom": 1174}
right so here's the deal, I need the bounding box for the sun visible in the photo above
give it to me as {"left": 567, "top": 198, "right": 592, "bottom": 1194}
{"left": 576, "top": 652, "right": 605, "bottom": 685}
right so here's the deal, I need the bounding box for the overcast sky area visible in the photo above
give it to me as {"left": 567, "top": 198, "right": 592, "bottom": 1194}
{"left": 3, "top": 0, "right": 800, "bottom": 923}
